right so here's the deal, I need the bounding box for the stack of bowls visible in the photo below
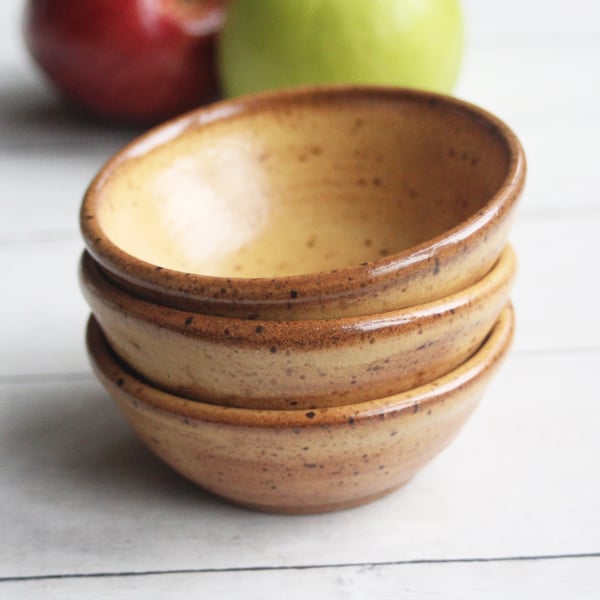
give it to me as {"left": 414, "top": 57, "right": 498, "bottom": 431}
{"left": 80, "top": 86, "right": 525, "bottom": 514}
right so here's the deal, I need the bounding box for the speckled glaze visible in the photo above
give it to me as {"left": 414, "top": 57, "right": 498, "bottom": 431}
{"left": 86, "top": 305, "right": 514, "bottom": 514}
{"left": 81, "top": 86, "right": 525, "bottom": 321}
{"left": 80, "top": 246, "right": 516, "bottom": 410}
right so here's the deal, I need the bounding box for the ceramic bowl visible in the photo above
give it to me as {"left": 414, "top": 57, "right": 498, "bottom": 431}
{"left": 86, "top": 304, "right": 514, "bottom": 514}
{"left": 80, "top": 245, "right": 515, "bottom": 410}
{"left": 81, "top": 86, "right": 525, "bottom": 321}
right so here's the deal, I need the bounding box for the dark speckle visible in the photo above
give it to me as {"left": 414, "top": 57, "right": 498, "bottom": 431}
{"left": 305, "top": 411, "right": 316, "bottom": 419}
{"left": 156, "top": 266, "right": 163, "bottom": 271}
{"left": 117, "top": 378, "right": 124, "bottom": 387}
{"left": 428, "top": 97, "right": 439, "bottom": 108}
{"left": 304, "top": 463, "right": 317, "bottom": 468}
{"left": 348, "top": 416, "right": 355, "bottom": 425}
{"left": 270, "top": 346, "right": 278, "bottom": 354}
{"left": 255, "top": 325, "right": 265, "bottom": 334}
{"left": 413, "top": 403, "right": 420, "bottom": 413}
{"left": 433, "top": 257, "right": 441, "bottom": 275}
{"left": 290, "top": 290, "right": 298, "bottom": 299}
{"left": 185, "top": 316, "right": 193, "bottom": 326}
{"left": 224, "top": 328, "right": 231, "bottom": 336}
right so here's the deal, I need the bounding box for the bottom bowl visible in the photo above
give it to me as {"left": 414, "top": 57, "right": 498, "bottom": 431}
{"left": 86, "top": 305, "right": 514, "bottom": 514}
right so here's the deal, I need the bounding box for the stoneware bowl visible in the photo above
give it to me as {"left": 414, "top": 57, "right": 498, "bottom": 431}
{"left": 80, "top": 85, "right": 525, "bottom": 320}
{"left": 86, "top": 304, "right": 514, "bottom": 514}
{"left": 80, "top": 246, "right": 516, "bottom": 410}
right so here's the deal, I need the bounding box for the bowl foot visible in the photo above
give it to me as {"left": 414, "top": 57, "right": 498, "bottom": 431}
{"left": 205, "top": 482, "right": 410, "bottom": 515}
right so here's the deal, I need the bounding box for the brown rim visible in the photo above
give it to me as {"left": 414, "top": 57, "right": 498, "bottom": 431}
{"left": 80, "top": 245, "right": 515, "bottom": 345}
{"left": 86, "top": 303, "right": 514, "bottom": 427}
{"left": 80, "top": 85, "right": 526, "bottom": 311}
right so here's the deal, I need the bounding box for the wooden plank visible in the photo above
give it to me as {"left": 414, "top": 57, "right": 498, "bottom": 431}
{"left": 457, "top": 45, "right": 600, "bottom": 122}
{"left": 463, "top": 0, "right": 600, "bottom": 46}
{"left": 1, "top": 350, "right": 598, "bottom": 577}
{"left": 0, "top": 240, "right": 89, "bottom": 378}
{"left": 510, "top": 213, "right": 600, "bottom": 353}
{"left": 1, "top": 547, "right": 599, "bottom": 599}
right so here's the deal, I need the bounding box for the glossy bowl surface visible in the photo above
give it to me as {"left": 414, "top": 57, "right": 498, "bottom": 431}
{"left": 80, "top": 246, "right": 516, "bottom": 409}
{"left": 86, "top": 305, "right": 514, "bottom": 514}
{"left": 81, "top": 86, "right": 525, "bottom": 320}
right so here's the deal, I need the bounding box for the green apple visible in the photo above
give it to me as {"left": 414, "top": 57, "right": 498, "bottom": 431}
{"left": 218, "top": 0, "right": 464, "bottom": 97}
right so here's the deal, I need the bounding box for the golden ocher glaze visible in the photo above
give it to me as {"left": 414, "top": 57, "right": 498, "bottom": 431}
{"left": 80, "top": 246, "right": 516, "bottom": 410}
{"left": 81, "top": 86, "right": 526, "bottom": 320}
{"left": 86, "top": 305, "right": 515, "bottom": 514}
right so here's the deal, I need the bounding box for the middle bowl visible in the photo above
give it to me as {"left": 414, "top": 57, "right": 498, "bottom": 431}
{"left": 80, "top": 246, "right": 515, "bottom": 410}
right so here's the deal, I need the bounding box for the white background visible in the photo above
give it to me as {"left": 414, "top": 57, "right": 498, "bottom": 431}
{"left": 1, "top": 0, "right": 599, "bottom": 597}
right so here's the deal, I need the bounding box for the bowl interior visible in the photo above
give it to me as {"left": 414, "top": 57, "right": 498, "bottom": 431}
{"left": 94, "top": 92, "right": 511, "bottom": 278}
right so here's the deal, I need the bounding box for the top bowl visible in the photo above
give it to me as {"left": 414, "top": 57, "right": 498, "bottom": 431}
{"left": 81, "top": 86, "right": 525, "bottom": 320}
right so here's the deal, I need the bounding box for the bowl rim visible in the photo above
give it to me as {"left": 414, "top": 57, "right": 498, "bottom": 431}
{"left": 86, "top": 303, "right": 514, "bottom": 427}
{"left": 80, "top": 85, "right": 526, "bottom": 309}
{"left": 80, "top": 245, "right": 516, "bottom": 343}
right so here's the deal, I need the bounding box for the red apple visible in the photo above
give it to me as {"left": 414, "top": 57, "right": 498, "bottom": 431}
{"left": 24, "top": 0, "right": 227, "bottom": 124}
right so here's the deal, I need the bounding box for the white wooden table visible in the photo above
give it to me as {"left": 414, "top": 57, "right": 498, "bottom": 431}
{"left": 1, "top": 1, "right": 599, "bottom": 597}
